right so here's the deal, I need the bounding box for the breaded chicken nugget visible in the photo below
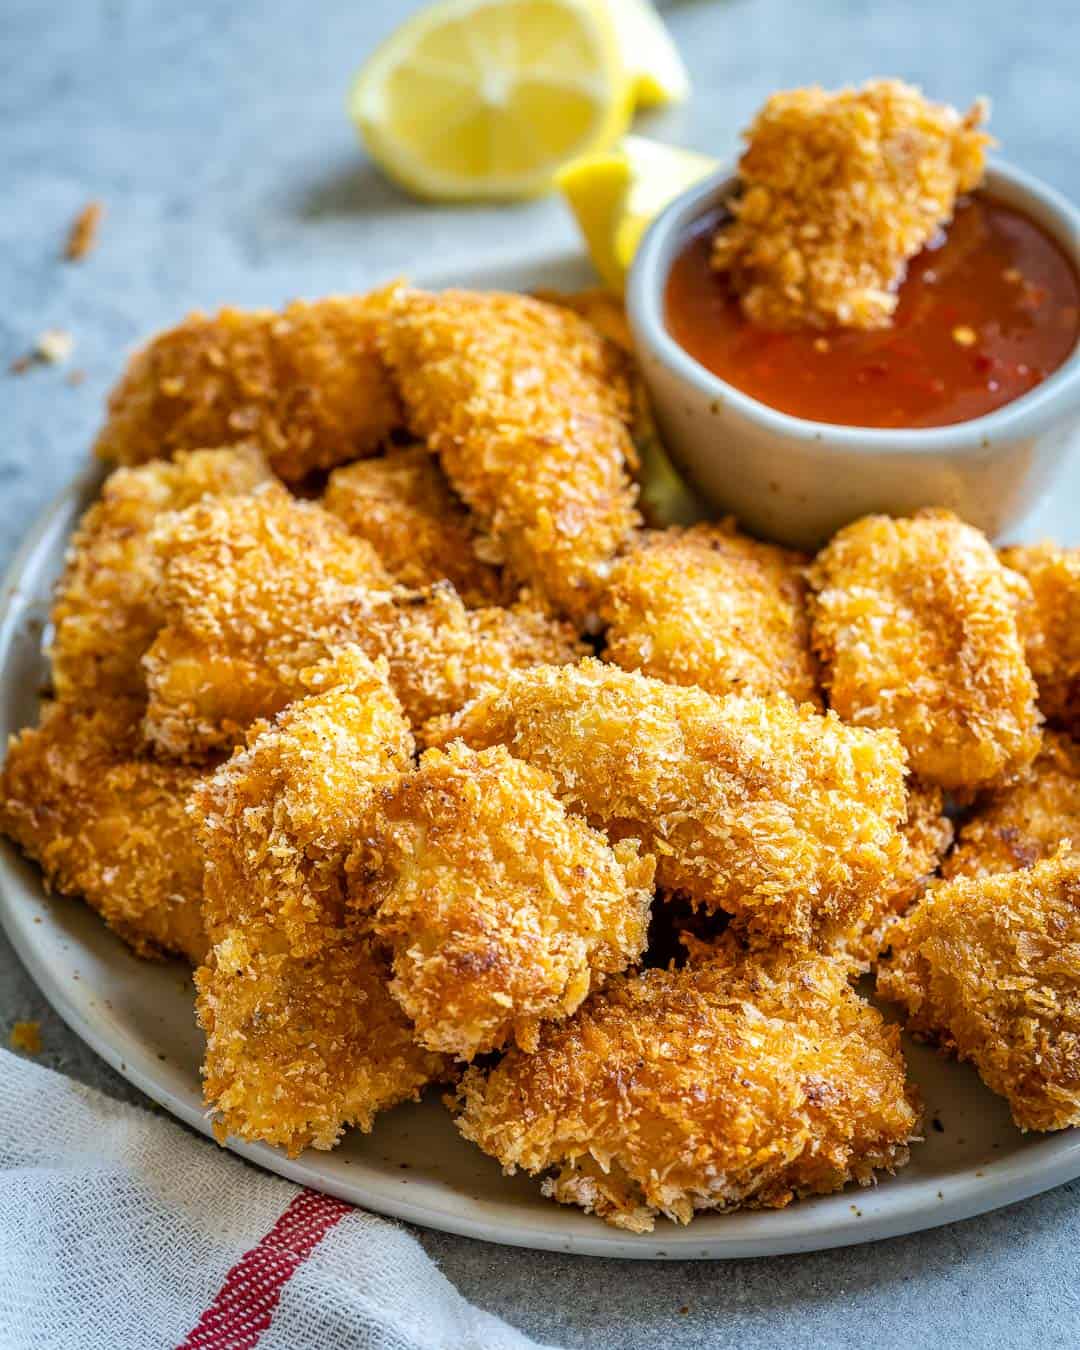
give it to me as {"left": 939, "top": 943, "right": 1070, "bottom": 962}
{"left": 50, "top": 445, "right": 272, "bottom": 705}
{"left": 943, "top": 732, "right": 1080, "bottom": 881}
{"left": 0, "top": 698, "right": 206, "bottom": 962}
{"left": 454, "top": 944, "right": 919, "bottom": 1231}
{"left": 878, "top": 848, "right": 1080, "bottom": 1131}
{"left": 94, "top": 294, "right": 400, "bottom": 482}
{"left": 809, "top": 510, "right": 1041, "bottom": 793}
{"left": 532, "top": 287, "right": 633, "bottom": 352}
{"left": 437, "top": 659, "right": 908, "bottom": 948}
{"left": 535, "top": 285, "right": 705, "bottom": 530}
{"left": 197, "top": 930, "right": 444, "bottom": 1154}
{"left": 354, "top": 742, "right": 653, "bottom": 1060}
{"left": 1001, "top": 541, "right": 1080, "bottom": 735}
{"left": 841, "top": 783, "right": 953, "bottom": 968}
{"left": 192, "top": 649, "right": 445, "bottom": 1153}
{"left": 193, "top": 648, "right": 414, "bottom": 950}
{"left": 143, "top": 485, "right": 389, "bottom": 757}
{"left": 323, "top": 446, "right": 507, "bottom": 606}
{"left": 378, "top": 288, "right": 640, "bottom": 622}
{"left": 601, "top": 521, "right": 819, "bottom": 704}
{"left": 712, "top": 80, "right": 990, "bottom": 330}
{"left": 144, "top": 486, "right": 584, "bottom": 757}
{"left": 378, "top": 587, "right": 586, "bottom": 741}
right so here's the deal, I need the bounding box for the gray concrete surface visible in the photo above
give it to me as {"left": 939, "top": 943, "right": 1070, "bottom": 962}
{"left": 4, "top": 1, "right": 1080, "bottom": 1345}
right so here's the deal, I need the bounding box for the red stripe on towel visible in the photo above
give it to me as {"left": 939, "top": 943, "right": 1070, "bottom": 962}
{"left": 177, "top": 1190, "right": 352, "bottom": 1349}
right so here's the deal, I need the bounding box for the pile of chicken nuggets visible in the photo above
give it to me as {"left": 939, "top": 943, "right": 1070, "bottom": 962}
{"left": 2, "top": 283, "right": 1078, "bottom": 1233}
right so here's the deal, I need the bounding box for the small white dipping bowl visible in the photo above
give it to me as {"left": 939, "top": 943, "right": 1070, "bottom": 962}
{"left": 626, "top": 161, "right": 1080, "bottom": 550}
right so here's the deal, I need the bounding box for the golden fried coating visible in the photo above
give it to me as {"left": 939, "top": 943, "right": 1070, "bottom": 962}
{"left": 535, "top": 287, "right": 699, "bottom": 531}
{"left": 841, "top": 783, "right": 953, "bottom": 968}
{"left": 601, "top": 521, "right": 819, "bottom": 704}
{"left": 93, "top": 294, "right": 401, "bottom": 482}
{"left": 192, "top": 648, "right": 415, "bottom": 950}
{"left": 143, "top": 485, "right": 389, "bottom": 757}
{"left": 0, "top": 698, "right": 206, "bottom": 962}
{"left": 378, "top": 288, "right": 640, "bottom": 623}
{"left": 438, "top": 659, "right": 908, "bottom": 948}
{"left": 712, "top": 80, "right": 990, "bottom": 330}
{"left": 454, "top": 944, "right": 919, "bottom": 1231}
{"left": 878, "top": 848, "right": 1080, "bottom": 1131}
{"left": 144, "top": 485, "right": 583, "bottom": 757}
{"left": 192, "top": 649, "right": 445, "bottom": 1153}
{"left": 50, "top": 446, "right": 272, "bottom": 705}
{"left": 380, "top": 588, "right": 586, "bottom": 741}
{"left": 943, "top": 732, "right": 1080, "bottom": 881}
{"left": 197, "top": 931, "right": 444, "bottom": 1154}
{"left": 809, "top": 510, "right": 1041, "bottom": 794}
{"left": 323, "top": 446, "right": 507, "bottom": 606}
{"left": 355, "top": 743, "right": 653, "bottom": 1060}
{"left": 532, "top": 287, "right": 633, "bottom": 351}
{"left": 1001, "top": 542, "right": 1080, "bottom": 735}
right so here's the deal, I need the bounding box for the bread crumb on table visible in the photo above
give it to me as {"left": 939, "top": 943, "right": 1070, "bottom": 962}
{"left": 64, "top": 200, "right": 104, "bottom": 261}
{"left": 9, "top": 1020, "right": 42, "bottom": 1055}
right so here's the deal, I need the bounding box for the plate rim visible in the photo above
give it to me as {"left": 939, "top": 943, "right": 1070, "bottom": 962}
{"left": 3, "top": 266, "right": 1080, "bottom": 1259}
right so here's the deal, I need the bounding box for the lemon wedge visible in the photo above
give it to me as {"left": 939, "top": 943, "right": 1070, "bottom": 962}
{"left": 556, "top": 135, "right": 717, "bottom": 290}
{"left": 605, "top": 0, "right": 690, "bottom": 107}
{"left": 350, "top": 0, "right": 634, "bottom": 201}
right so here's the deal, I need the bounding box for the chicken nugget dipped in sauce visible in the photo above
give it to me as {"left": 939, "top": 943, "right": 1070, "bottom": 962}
{"left": 454, "top": 940, "right": 920, "bottom": 1231}
{"left": 353, "top": 742, "right": 653, "bottom": 1061}
{"left": 809, "top": 509, "right": 1041, "bottom": 794}
{"left": 712, "top": 79, "right": 991, "bottom": 331}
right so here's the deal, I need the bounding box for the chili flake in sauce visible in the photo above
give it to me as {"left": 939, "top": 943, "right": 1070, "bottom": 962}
{"left": 665, "top": 194, "right": 1079, "bottom": 429}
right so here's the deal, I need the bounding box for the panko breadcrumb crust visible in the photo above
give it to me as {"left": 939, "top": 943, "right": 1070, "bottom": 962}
{"left": 837, "top": 784, "right": 954, "bottom": 970}
{"left": 535, "top": 287, "right": 677, "bottom": 532}
{"left": 437, "top": 659, "right": 908, "bottom": 949}
{"left": 323, "top": 446, "right": 509, "bottom": 606}
{"left": 378, "top": 288, "right": 641, "bottom": 623}
{"left": 50, "top": 445, "right": 272, "bottom": 705}
{"left": 0, "top": 698, "right": 207, "bottom": 962}
{"left": 93, "top": 294, "right": 401, "bottom": 482}
{"left": 143, "top": 484, "right": 389, "bottom": 758}
{"left": 454, "top": 943, "right": 920, "bottom": 1232}
{"left": 1002, "top": 542, "right": 1080, "bottom": 736}
{"left": 192, "top": 649, "right": 447, "bottom": 1154}
{"left": 193, "top": 648, "right": 414, "bottom": 951}
{"left": 809, "top": 510, "right": 1041, "bottom": 793}
{"left": 354, "top": 742, "right": 654, "bottom": 1060}
{"left": 8, "top": 257, "right": 1080, "bottom": 1229}
{"left": 144, "top": 485, "right": 584, "bottom": 758}
{"left": 878, "top": 848, "right": 1080, "bottom": 1132}
{"left": 601, "top": 520, "right": 819, "bottom": 704}
{"left": 712, "top": 79, "right": 991, "bottom": 330}
{"left": 942, "top": 732, "right": 1080, "bottom": 881}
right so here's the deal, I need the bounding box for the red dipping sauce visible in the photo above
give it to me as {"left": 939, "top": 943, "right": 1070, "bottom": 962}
{"left": 664, "top": 195, "right": 1080, "bottom": 429}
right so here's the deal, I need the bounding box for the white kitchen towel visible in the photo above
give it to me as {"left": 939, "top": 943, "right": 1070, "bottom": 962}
{"left": 0, "top": 1049, "right": 552, "bottom": 1350}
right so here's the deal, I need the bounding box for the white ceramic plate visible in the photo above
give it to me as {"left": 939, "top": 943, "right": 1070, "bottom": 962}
{"left": 2, "top": 253, "right": 1080, "bottom": 1260}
